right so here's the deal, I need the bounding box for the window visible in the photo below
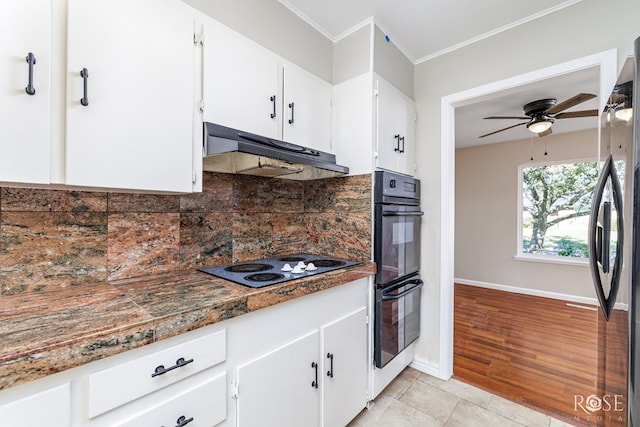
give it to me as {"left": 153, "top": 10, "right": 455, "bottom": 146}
{"left": 518, "top": 159, "right": 624, "bottom": 262}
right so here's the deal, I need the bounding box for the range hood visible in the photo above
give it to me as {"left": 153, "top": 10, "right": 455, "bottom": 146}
{"left": 202, "top": 122, "right": 349, "bottom": 180}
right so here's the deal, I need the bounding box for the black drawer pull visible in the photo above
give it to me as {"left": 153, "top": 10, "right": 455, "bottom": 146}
{"left": 326, "top": 353, "right": 334, "bottom": 378}
{"left": 394, "top": 134, "right": 400, "bottom": 152}
{"left": 166, "top": 415, "right": 193, "bottom": 427}
{"left": 25, "top": 52, "right": 36, "bottom": 95}
{"left": 151, "top": 357, "right": 194, "bottom": 378}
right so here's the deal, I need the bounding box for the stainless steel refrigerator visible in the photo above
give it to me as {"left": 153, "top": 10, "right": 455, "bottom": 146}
{"left": 589, "top": 36, "right": 639, "bottom": 426}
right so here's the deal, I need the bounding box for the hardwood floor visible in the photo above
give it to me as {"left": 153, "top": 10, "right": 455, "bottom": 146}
{"left": 454, "top": 284, "right": 628, "bottom": 426}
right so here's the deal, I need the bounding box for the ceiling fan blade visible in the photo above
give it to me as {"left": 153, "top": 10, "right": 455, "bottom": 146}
{"left": 483, "top": 116, "right": 530, "bottom": 120}
{"left": 546, "top": 93, "right": 596, "bottom": 114}
{"left": 538, "top": 128, "right": 553, "bottom": 137}
{"left": 478, "top": 122, "right": 527, "bottom": 138}
{"left": 554, "top": 109, "right": 599, "bottom": 119}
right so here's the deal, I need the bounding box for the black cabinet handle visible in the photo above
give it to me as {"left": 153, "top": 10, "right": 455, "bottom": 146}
{"left": 167, "top": 415, "right": 194, "bottom": 427}
{"left": 394, "top": 134, "right": 400, "bottom": 152}
{"left": 399, "top": 136, "right": 405, "bottom": 153}
{"left": 326, "top": 353, "right": 334, "bottom": 378}
{"left": 25, "top": 52, "right": 36, "bottom": 95}
{"left": 311, "top": 361, "right": 318, "bottom": 388}
{"left": 80, "top": 68, "right": 89, "bottom": 106}
{"left": 270, "top": 95, "right": 276, "bottom": 118}
{"left": 151, "top": 357, "right": 194, "bottom": 378}
{"left": 288, "top": 102, "right": 295, "bottom": 124}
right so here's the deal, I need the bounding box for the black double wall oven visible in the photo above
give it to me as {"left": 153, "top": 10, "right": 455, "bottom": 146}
{"left": 374, "top": 171, "right": 423, "bottom": 368}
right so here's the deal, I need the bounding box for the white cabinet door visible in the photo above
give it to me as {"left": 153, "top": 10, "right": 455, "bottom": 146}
{"left": 0, "top": 1, "right": 51, "bottom": 185}
{"left": 375, "top": 78, "right": 401, "bottom": 173}
{"left": 375, "top": 78, "right": 416, "bottom": 176}
{"left": 321, "top": 306, "right": 368, "bottom": 427}
{"left": 66, "top": 0, "right": 195, "bottom": 192}
{"left": 237, "top": 330, "right": 320, "bottom": 427}
{"left": 0, "top": 383, "right": 70, "bottom": 427}
{"left": 398, "top": 95, "right": 416, "bottom": 176}
{"left": 203, "top": 19, "right": 280, "bottom": 139}
{"left": 283, "top": 64, "right": 332, "bottom": 153}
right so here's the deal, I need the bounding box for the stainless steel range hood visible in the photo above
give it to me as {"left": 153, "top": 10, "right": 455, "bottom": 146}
{"left": 202, "top": 122, "right": 349, "bottom": 180}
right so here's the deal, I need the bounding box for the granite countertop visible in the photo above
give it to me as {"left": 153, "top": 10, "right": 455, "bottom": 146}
{"left": 0, "top": 261, "right": 375, "bottom": 391}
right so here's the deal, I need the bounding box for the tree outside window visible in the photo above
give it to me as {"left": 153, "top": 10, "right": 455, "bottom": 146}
{"left": 520, "top": 160, "right": 624, "bottom": 259}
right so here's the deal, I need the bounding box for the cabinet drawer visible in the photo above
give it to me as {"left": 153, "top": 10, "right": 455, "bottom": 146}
{"left": 0, "top": 383, "right": 70, "bottom": 427}
{"left": 115, "top": 372, "right": 227, "bottom": 427}
{"left": 89, "top": 329, "right": 226, "bottom": 418}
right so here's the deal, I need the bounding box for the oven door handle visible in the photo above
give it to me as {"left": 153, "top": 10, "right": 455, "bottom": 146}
{"left": 382, "top": 211, "right": 424, "bottom": 217}
{"left": 381, "top": 279, "right": 424, "bottom": 300}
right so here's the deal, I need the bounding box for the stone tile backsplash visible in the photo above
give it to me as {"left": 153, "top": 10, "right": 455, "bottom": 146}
{"left": 0, "top": 172, "right": 372, "bottom": 295}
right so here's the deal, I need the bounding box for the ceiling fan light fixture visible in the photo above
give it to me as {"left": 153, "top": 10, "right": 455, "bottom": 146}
{"left": 527, "top": 118, "right": 553, "bottom": 134}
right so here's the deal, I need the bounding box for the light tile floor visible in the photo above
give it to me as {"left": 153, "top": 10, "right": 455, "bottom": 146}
{"left": 348, "top": 367, "right": 577, "bottom": 427}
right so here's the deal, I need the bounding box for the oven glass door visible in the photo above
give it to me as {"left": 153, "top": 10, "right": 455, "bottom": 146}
{"left": 374, "top": 275, "right": 423, "bottom": 368}
{"left": 375, "top": 204, "right": 423, "bottom": 284}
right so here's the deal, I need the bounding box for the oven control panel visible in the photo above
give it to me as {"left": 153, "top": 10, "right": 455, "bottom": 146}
{"left": 374, "top": 170, "right": 420, "bottom": 204}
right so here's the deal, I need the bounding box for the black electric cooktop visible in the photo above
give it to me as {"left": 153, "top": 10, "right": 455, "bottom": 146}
{"left": 199, "top": 254, "right": 360, "bottom": 288}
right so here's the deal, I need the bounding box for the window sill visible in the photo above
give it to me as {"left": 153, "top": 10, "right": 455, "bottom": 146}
{"left": 514, "top": 254, "right": 589, "bottom": 267}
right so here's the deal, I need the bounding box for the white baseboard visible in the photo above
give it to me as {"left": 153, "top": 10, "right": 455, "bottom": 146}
{"left": 455, "top": 278, "right": 628, "bottom": 311}
{"left": 409, "top": 356, "right": 450, "bottom": 381}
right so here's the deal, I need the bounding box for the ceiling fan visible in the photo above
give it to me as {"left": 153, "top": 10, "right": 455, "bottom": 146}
{"left": 478, "top": 93, "right": 598, "bottom": 138}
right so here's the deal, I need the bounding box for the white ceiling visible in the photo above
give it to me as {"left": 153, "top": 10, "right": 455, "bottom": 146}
{"left": 455, "top": 66, "right": 600, "bottom": 148}
{"left": 278, "top": 0, "right": 584, "bottom": 63}
{"left": 278, "top": 0, "right": 599, "bottom": 149}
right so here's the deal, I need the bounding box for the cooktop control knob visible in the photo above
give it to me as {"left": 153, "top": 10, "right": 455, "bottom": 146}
{"left": 389, "top": 179, "right": 396, "bottom": 188}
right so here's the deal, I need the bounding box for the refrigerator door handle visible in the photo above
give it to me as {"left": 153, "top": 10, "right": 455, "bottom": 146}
{"left": 588, "top": 154, "right": 624, "bottom": 320}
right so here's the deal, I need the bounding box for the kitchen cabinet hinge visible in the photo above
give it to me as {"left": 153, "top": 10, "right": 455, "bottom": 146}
{"left": 365, "top": 315, "right": 369, "bottom": 325}
{"left": 192, "top": 171, "right": 197, "bottom": 184}
{"left": 199, "top": 99, "right": 204, "bottom": 113}
{"left": 231, "top": 380, "right": 239, "bottom": 399}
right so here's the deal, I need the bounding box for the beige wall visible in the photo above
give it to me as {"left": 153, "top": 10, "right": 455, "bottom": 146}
{"left": 373, "top": 26, "right": 414, "bottom": 99}
{"left": 414, "top": 0, "right": 640, "bottom": 367}
{"left": 334, "top": 25, "right": 371, "bottom": 85}
{"left": 454, "top": 129, "right": 631, "bottom": 300}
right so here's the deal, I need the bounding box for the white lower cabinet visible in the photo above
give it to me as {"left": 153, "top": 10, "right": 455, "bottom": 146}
{"left": 235, "top": 306, "right": 368, "bottom": 427}
{"left": 115, "top": 372, "right": 227, "bottom": 427}
{"left": 0, "top": 383, "right": 70, "bottom": 427}
{"left": 321, "top": 307, "right": 368, "bottom": 427}
{"left": 88, "top": 329, "right": 226, "bottom": 418}
{"left": 236, "top": 330, "right": 320, "bottom": 427}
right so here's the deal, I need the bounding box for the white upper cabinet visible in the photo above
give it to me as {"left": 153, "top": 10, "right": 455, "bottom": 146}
{"left": 202, "top": 18, "right": 280, "bottom": 139}
{"left": 375, "top": 77, "right": 416, "bottom": 176}
{"left": 0, "top": 1, "right": 51, "bottom": 185}
{"left": 202, "top": 18, "right": 333, "bottom": 153}
{"left": 283, "top": 64, "right": 332, "bottom": 153}
{"left": 65, "top": 0, "right": 196, "bottom": 192}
